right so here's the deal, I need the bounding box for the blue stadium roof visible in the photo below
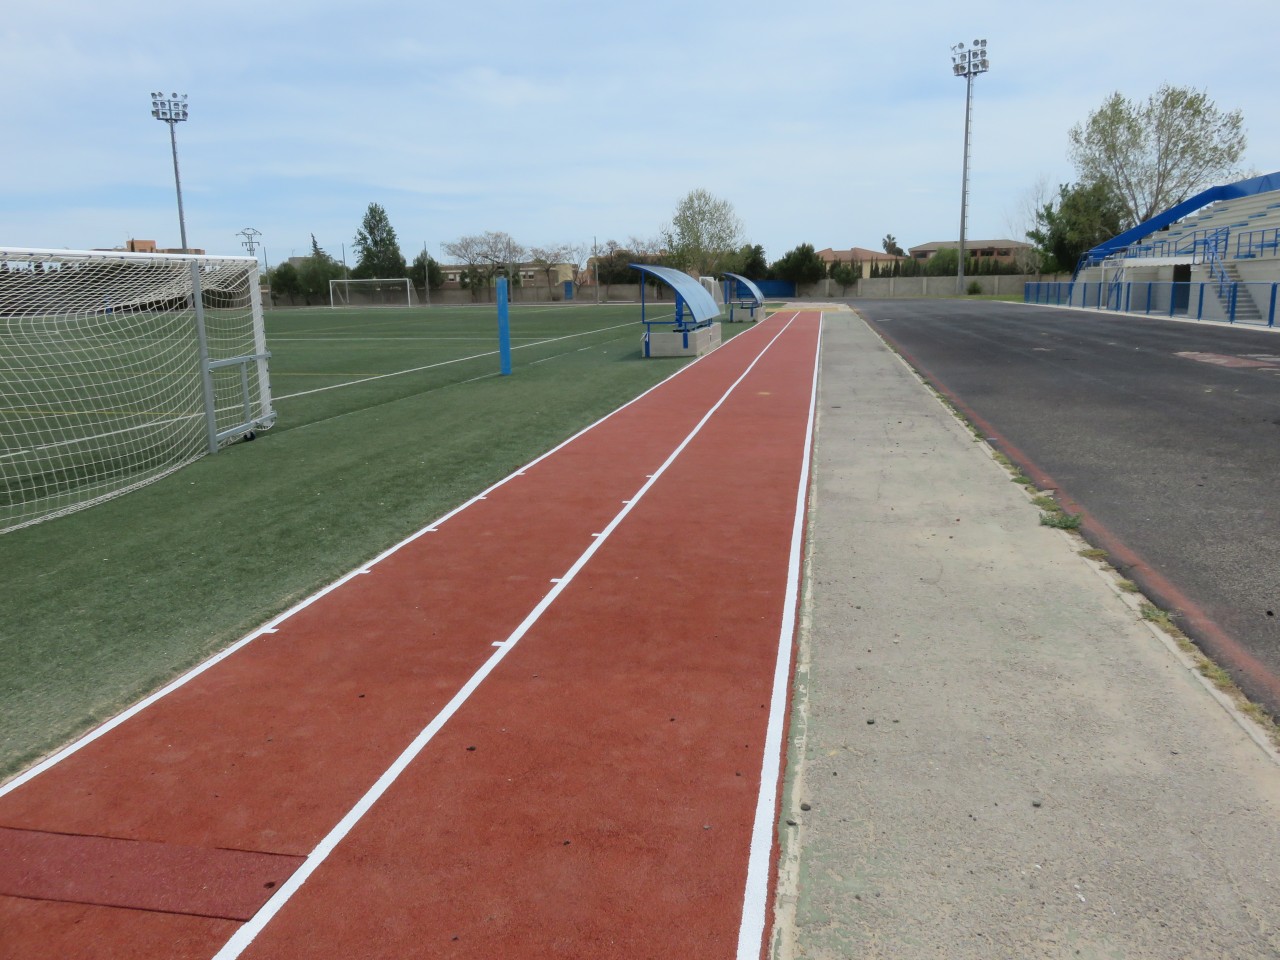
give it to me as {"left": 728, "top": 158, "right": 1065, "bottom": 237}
{"left": 1083, "top": 170, "right": 1280, "bottom": 267}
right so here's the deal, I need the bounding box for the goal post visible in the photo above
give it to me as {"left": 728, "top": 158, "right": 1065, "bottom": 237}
{"left": 0, "top": 247, "right": 276, "bottom": 534}
{"left": 329, "top": 277, "right": 417, "bottom": 307}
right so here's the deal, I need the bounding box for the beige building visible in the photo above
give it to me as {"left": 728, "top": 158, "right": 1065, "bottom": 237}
{"left": 816, "top": 247, "right": 907, "bottom": 271}
{"left": 908, "top": 239, "right": 1031, "bottom": 265}
{"left": 440, "top": 261, "right": 575, "bottom": 290}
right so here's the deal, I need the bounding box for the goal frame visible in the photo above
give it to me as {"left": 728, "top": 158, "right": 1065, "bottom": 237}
{"left": 329, "top": 277, "right": 417, "bottom": 308}
{"left": 0, "top": 247, "right": 275, "bottom": 533}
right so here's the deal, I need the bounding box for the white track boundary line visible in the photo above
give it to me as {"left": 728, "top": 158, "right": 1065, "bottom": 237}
{"left": 212, "top": 312, "right": 803, "bottom": 959}
{"left": 736, "top": 312, "right": 822, "bottom": 960}
{"left": 0, "top": 313, "right": 787, "bottom": 799}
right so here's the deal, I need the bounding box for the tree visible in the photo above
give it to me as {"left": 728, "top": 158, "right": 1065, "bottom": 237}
{"left": 1026, "top": 181, "right": 1128, "bottom": 274}
{"left": 592, "top": 239, "right": 634, "bottom": 298}
{"left": 770, "top": 244, "right": 827, "bottom": 285}
{"left": 1069, "top": 85, "right": 1246, "bottom": 229}
{"left": 566, "top": 243, "right": 592, "bottom": 296}
{"left": 882, "top": 234, "right": 905, "bottom": 257}
{"left": 268, "top": 261, "right": 300, "bottom": 305}
{"left": 736, "top": 243, "right": 768, "bottom": 278}
{"left": 921, "top": 247, "right": 959, "bottom": 277}
{"left": 409, "top": 250, "right": 444, "bottom": 295}
{"left": 659, "top": 188, "right": 744, "bottom": 276}
{"left": 529, "top": 245, "right": 571, "bottom": 294}
{"left": 352, "top": 203, "right": 408, "bottom": 279}
{"left": 442, "top": 231, "right": 526, "bottom": 301}
{"left": 297, "top": 234, "right": 345, "bottom": 305}
{"left": 830, "top": 261, "right": 860, "bottom": 294}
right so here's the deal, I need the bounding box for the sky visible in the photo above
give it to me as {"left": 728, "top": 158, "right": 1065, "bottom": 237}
{"left": 3, "top": 1, "right": 1279, "bottom": 270}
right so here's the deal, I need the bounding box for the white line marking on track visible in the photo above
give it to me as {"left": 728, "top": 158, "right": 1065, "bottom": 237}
{"left": 211, "top": 313, "right": 805, "bottom": 960}
{"left": 736, "top": 311, "right": 819, "bottom": 959}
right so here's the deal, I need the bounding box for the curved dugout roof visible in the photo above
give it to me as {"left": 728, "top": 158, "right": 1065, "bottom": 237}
{"left": 722, "top": 272, "right": 765, "bottom": 306}
{"left": 630, "top": 264, "right": 720, "bottom": 324}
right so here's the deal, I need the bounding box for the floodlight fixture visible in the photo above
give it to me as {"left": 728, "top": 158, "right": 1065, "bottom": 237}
{"left": 150, "top": 91, "right": 191, "bottom": 253}
{"left": 950, "top": 39, "right": 992, "bottom": 293}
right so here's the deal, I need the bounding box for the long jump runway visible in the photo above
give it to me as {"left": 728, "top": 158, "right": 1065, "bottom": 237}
{"left": 0, "top": 311, "right": 821, "bottom": 959}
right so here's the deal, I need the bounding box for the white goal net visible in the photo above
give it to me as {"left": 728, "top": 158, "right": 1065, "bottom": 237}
{"left": 0, "top": 248, "right": 275, "bottom": 534}
{"left": 329, "top": 277, "right": 417, "bottom": 307}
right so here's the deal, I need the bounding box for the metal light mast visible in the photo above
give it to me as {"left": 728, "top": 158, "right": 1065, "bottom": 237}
{"left": 150, "top": 92, "right": 191, "bottom": 253}
{"left": 951, "top": 40, "right": 990, "bottom": 294}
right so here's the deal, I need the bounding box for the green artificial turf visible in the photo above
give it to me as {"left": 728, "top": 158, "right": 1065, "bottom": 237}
{"left": 0, "top": 302, "right": 742, "bottom": 779}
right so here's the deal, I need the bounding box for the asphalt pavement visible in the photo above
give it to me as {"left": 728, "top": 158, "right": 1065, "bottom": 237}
{"left": 775, "top": 306, "right": 1280, "bottom": 959}
{"left": 849, "top": 298, "right": 1280, "bottom": 717}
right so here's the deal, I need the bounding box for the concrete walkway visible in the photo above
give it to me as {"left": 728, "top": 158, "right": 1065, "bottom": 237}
{"left": 775, "top": 308, "right": 1280, "bottom": 959}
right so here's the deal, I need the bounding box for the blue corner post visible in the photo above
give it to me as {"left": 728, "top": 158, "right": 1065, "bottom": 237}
{"left": 497, "top": 277, "right": 512, "bottom": 376}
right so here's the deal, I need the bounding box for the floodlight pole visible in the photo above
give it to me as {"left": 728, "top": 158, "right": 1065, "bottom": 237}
{"left": 151, "top": 92, "right": 190, "bottom": 253}
{"left": 951, "top": 41, "right": 990, "bottom": 295}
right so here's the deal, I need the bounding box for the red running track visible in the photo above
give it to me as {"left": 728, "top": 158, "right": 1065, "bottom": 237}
{"left": 0, "top": 311, "right": 821, "bottom": 959}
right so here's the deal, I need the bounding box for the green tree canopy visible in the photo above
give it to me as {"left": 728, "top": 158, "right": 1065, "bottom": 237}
{"left": 882, "top": 234, "right": 905, "bottom": 256}
{"left": 593, "top": 240, "right": 635, "bottom": 286}
{"left": 921, "top": 248, "right": 958, "bottom": 277}
{"left": 352, "top": 203, "right": 408, "bottom": 279}
{"left": 1069, "top": 85, "right": 1246, "bottom": 229}
{"left": 735, "top": 243, "right": 768, "bottom": 278}
{"left": 409, "top": 250, "right": 444, "bottom": 292}
{"left": 659, "top": 189, "right": 744, "bottom": 276}
{"left": 297, "top": 234, "right": 345, "bottom": 304}
{"left": 1027, "top": 181, "right": 1128, "bottom": 273}
{"left": 770, "top": 243, "right": 827, "bottom": 285}
{"left": 268, "top": 261, "right": 300, "bottom": 302}
{"left": 830, "top": 261, "right": 860, "bottom": 292}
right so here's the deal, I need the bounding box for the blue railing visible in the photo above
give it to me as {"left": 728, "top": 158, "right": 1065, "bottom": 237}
{"left": 1025, "top": 280, "right": 1278, "bottom": 327}
{"left": 1119, "top": 227, "right": 1224, "bottom": 261}
{"left": 1235, "top": 227, "right": 1280, "bottom": 259}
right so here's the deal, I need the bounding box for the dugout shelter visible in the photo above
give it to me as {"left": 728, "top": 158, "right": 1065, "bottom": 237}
{"left": 632, "top": 263, "right": 723, "bottom": 358}
{"left": 721, "top": 273, "right": 766, "bottom": 322}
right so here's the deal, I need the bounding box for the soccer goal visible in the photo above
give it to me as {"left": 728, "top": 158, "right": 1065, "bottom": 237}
{"left": 0, "top": 247, "right": 276, "bottom": 534}
{"left": 329, "top": 277, "right": 418, "bottom": 307}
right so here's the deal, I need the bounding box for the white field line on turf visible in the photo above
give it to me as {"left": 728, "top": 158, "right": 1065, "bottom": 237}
{"left": 0, "top": 312, "right": 795, "bottom": 798}
{"left": 275, "top": 321, "right": 636, "bottom": 400}
{"left": 212, "top": 313, "right": 803, "bottom": 960}
{"left": 736, "top": 312, "right": 822, "bottom": 960}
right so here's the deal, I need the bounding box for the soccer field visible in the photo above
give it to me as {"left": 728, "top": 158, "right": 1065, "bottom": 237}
{"left": 0, "top": 300, "right": 731, "bottom": 779}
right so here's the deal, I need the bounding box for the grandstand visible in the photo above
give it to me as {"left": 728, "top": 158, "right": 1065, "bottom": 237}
{"left": 1026, "top": 171, "right": 1280, "bottom": 325}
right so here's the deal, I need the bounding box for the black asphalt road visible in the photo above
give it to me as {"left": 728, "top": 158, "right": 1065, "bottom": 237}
{"left": 849, "top": 298, "right": 1280, "bottom": 717}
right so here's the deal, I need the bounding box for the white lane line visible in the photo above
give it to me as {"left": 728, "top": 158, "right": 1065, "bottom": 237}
{"left": 736, "top": 312, "right": 820, "bottom": 960}
{"left": 0, "top": 316, "right": 781, "bottom": 800}
{"left": 213, "top": 313, "right": 803, "bottom": 960}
